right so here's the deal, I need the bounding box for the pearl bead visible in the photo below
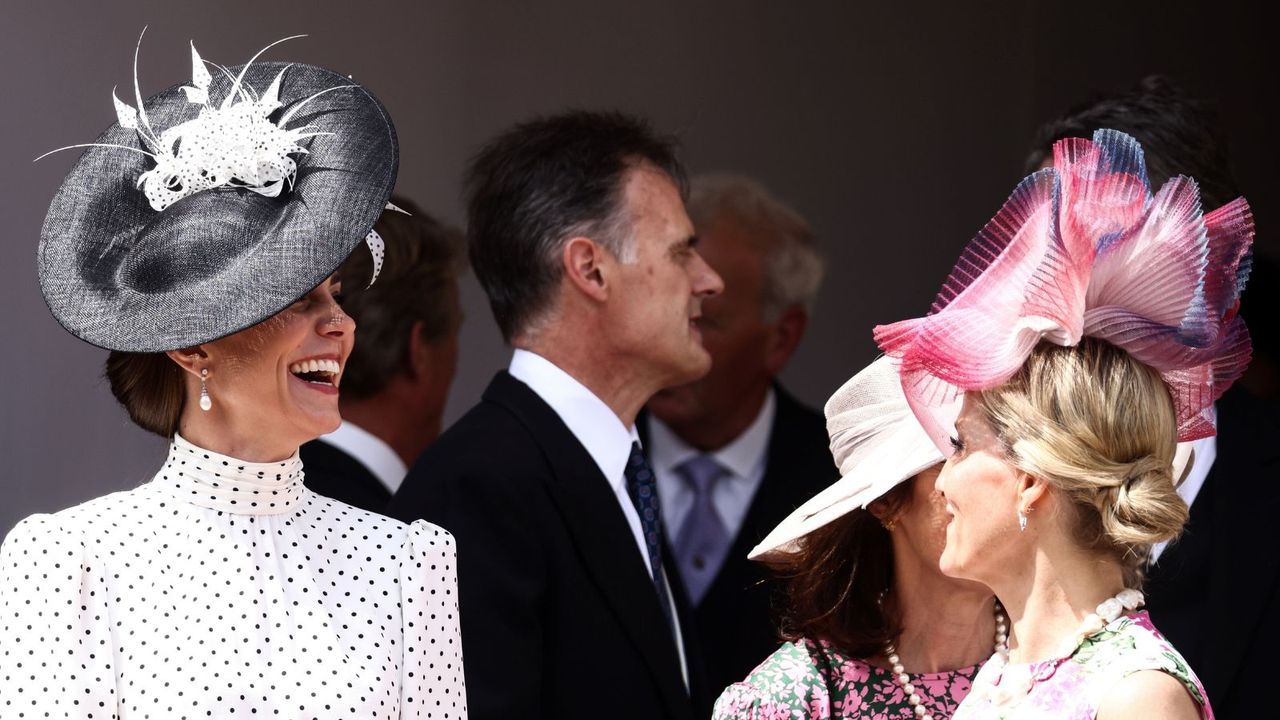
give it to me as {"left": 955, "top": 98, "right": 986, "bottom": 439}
{"left": 199, "top": 394, "right": 212, "bottom": 411}
{"left": 885, "top": 601, "right": 1007, "bottom": 718}
{"left": 1097, "top": 598, "right": 1123, "bottom": 622}
{"left": 1117, "top": 588, "right": 1145, "bottom": 610}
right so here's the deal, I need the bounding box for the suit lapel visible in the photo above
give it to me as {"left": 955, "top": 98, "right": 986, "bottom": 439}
{"left": 301, "top": 440, "right": 391, "bottom": 509}
{"left": 486, "top": 373, "right": 691, "bottom": 717}
{"left": 711, "top": 388, "right": 829, "bottom": 592}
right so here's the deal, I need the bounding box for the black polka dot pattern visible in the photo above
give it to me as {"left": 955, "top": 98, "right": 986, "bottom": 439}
{"left": 0, "top": 435, "right": 466, "bottom": 718}
{"left": 364, "top": 228, "right": 386, "bottom": 287}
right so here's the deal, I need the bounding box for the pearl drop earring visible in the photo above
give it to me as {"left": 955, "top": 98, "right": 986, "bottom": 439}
{"left": 199, "top": 368, "right": 212, "bottom": 411}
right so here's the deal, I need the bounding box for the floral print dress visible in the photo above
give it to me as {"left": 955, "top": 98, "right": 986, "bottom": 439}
{"left": 953, "top": 611, "right": 1211, "bottom": 720}
{"left": 714, "top": 637, "right": 981, "bottom": 719}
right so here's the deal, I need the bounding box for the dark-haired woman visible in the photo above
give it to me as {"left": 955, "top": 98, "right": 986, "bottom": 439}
{"left": 714, "top": 357, "right": 1000, "bottom": 720}
{"left": 0, "top": 38, "right": 466, "bottom": 718}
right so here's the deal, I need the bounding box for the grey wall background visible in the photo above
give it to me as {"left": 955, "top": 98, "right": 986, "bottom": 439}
{"left": 2, "top": 0, "right": 1274, "bottom": 536}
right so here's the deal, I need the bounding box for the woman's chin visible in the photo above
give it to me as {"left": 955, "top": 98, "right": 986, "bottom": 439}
{"left": 937, "top": 548, "right": 965, "bottom": 579}
{"left": 313, "top": 412, "right": 342, "bottom": 437}
{"left": 284, "top": 397, "right": 342, "bottom": 440}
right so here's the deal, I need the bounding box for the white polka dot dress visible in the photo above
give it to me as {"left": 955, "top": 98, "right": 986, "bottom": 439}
{"left": 0, "top": 434, "right": 466, "bottom": 719}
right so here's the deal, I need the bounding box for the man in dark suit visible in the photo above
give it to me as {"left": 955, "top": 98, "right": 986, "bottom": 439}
{"left": 1028, "top": 76, "right": 1280, "bottom": 718}
{"left": 388, "top": 111, "right": 724, "bottom": 720}
{"left": 642, "top": 174, "right": 838, "bottom": 699}
{"left": 301, "top": 197, "right": 465, "bottom": 512}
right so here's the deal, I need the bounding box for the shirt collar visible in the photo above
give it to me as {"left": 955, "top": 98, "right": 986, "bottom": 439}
{"left": 648, "top": 387, "right": 776, "bottom": 481}
{"left": 159, "top": 433, "right": 306, "bottom": 515}
{"left": 509, "top": 349, "right": 640, "bottom": 491}
{"left": 317, "top": 420, "right": 409, "bottom": 494}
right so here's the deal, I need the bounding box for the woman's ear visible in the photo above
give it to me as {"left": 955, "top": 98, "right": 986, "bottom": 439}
{"left": 867, "top": 497, "right": 902, "bottom": 529}
{"left": 1018, "top": 471, "right": 1051, "bottom": 512}
{"left": 165, "top": 346, "right": 209, "bottom": 379}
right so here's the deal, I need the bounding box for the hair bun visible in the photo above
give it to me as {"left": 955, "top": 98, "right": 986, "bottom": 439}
{"left": 1101, "top": 455, "right": 1186, "bottom": 547}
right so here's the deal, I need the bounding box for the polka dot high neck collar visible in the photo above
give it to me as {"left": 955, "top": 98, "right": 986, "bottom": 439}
{"left": 156, "top": 433, "right": 306, "bottom": 515}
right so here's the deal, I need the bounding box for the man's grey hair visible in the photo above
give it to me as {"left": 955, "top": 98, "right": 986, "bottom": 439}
{"left": 687, "top": 173, "right": 824, "bottom": 321}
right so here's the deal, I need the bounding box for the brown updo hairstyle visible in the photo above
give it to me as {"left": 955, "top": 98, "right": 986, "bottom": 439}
{"left": 974, "top": 337, "right": 1188, "bottom": 581}
{"left": 105, "top": 351, "right": 186, "bottom": 438}
{"left": 769, "top": 478, "right": 915, "bottom": 659}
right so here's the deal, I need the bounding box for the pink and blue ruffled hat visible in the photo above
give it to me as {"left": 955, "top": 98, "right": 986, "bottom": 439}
{"left": 874, "top": 129, "right": 1253, "bottom": 451}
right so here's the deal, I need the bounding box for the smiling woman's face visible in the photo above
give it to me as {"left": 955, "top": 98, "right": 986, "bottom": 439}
{"left": 182, "top": 275, "right": 354, "bottom": 457}
{"left": 934, "top": 394, "right": 1026, "bottom": 583}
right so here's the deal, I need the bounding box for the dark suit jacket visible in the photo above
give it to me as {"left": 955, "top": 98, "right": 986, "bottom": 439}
{"left": 641, "top": 384, "right": 838, "bottom": 704}
{"left": 299, "top": 438, "right": 391, "bottom": 513}
{"left": 388, "top": 372, "right": 701, "bottom": 720}
{"left": 1145, "top": 386, "right": 1280, "bottom": 718}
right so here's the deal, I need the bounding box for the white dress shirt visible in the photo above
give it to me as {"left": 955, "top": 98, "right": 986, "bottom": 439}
{"left": 508, "top": 349, "right": 687, "bottom": 683}
{"left": 647, "top": 388, "right": 776, "bottom": 540}
{"left": 318, "top": 420, "right": 409, "bottom": 495}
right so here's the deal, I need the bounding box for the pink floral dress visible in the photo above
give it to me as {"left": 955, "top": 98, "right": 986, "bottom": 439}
{"left": 954, "top": 612, "right": 1211, "bottom": 720}
{"left": 713, "top": 637, "right": 980, "bottom": 719}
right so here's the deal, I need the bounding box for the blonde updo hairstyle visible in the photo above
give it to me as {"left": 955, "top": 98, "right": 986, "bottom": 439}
{"left": 974, "top": 337, "right": 1188, "bottom": 578}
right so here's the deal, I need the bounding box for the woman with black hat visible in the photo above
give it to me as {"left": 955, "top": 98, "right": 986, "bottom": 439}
{"left": 0, "top": 35, "right": 466, "bottom": 718}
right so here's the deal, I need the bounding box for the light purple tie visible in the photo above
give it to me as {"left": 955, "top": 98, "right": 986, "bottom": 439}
{"left": 673, "top": 455, "right": 732, "bottom": 606}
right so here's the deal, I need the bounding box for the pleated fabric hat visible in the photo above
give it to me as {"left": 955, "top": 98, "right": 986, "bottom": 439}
{"left": 37, "top": 34, "right": 398, "bottom": 352}
{"left": 749, "top": 355, "right": 949, "bottom": 561}
{"left": 873, "top": 129, "right": 1252, "bottom": 451}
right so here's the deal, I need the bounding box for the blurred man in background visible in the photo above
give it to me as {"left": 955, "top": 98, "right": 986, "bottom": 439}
{"left": 643, "top": 174, "right": 838, "bottom": 697}
{"left": 302, "top": 196, "right": 466, "bottom": 512}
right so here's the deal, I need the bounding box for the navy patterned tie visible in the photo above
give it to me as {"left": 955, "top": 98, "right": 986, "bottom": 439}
{"left": 625, "top": 441, "right": 676, "bottom": 631}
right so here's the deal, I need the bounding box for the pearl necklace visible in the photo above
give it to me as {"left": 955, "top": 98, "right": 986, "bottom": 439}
{"left": 883, "top": 600, "right": 1007, "bottom": 720}
{"left": 976, "top": 588, "right": 1145, "bottom": 706}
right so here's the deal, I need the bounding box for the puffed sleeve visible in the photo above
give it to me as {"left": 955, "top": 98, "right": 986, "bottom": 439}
{"left": 0, "top": 514, "right": 118, "bottom": 719}
{"left": 713, "top": 681, "right": 815, "bottom": 720}
{"left": 711, "top": 641, "right": 832, "bottom": 720}
{"left": 398, "top": 519, "right": 467, "bottom": 718}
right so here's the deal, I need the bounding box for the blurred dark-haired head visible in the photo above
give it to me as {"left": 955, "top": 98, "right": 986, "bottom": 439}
{"left": 337, "top": 195, "right": 466, "bottom": 402}
{"left": 1026, "top": 75, "right": 1239, "bottom": 210}
{"left": 1029, "top": 76, "right": 1279, "bottom": 399}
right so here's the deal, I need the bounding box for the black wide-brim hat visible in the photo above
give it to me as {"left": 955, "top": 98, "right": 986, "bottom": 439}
{"left": 38, "top": 59, "right": 398, "bottom": 352}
